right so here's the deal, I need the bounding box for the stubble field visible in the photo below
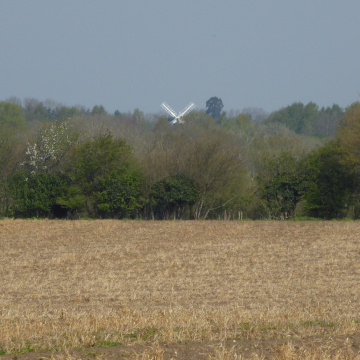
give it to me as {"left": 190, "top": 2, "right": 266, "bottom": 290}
{"left": 1, "top": 220, "right": 360, "bottom": 359}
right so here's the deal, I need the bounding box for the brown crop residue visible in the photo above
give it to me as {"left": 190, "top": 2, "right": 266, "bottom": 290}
{"left": 1, "top": 220, "right": 360, "bottom": 359}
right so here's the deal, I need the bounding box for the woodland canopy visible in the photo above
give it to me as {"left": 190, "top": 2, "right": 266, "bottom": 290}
{"left": 0, "top": 97, "right": 359, "bottom": 220}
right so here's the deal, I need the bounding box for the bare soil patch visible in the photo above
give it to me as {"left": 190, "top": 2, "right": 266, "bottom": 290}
{"left": 1, "top": 220, "right": 360, "bottom": 359}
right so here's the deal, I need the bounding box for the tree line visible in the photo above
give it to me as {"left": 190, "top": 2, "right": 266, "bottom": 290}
{"left": 0, "top": 97, "right": 359, "bottom": 220}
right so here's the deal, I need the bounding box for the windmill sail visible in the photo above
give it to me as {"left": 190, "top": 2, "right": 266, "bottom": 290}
{"left": 161, "top": 102, "right": 196, "bottom": 125}
{"left": 179, "top": 102, "right": 195, "bottom": 117}
{"left": 161, "top": 102, "right": 177, "bottom": 118}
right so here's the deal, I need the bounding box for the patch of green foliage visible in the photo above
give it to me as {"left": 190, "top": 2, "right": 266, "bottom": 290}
{"left": 301, "top": 320, "right": 337, "bottom": 327}
{"left": 293, "top": 216, "right": 321, "bottom": 221}
{"left": 141, "top": 327, "right": 159, "bottom": 340}
{"left": 96, "top": 341, "right": 123, "bottom": 347}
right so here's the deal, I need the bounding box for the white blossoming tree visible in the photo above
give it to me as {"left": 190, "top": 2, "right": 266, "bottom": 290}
{"left": 21, "top": 120, "right": 77, "bottom": 175}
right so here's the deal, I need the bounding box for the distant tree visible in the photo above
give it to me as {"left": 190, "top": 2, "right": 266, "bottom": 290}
{"left": 180, "top": 110, "right": 214, "bottom": 130}
{"left": 21, "top": 120, "right": 77, "bottom": 175}
{"left": 132, "top": 108, "right": 145, "bottom": 124}
{"left": 152, "top": 117, "right": 173, "bottom": 133}
{"left": 91, "top": 105, "right": 107, "bottom": 116}
{"left": 0, "top": 102, "right": 25, "bottom": 126}
{"left": 256, "top": 151, "right": 306, "bottom": 219}
{"left": 141, "top": 123, "right": 250, "bottom": 219}
{"left": 302, "top": 141, "right": 358, "bottom": 219}
{"left": 151, "top": 174, "right": 199, "bottom": 219}
{"left": 242, "top": 107, "right": 268, "bottom": 123}
{"left": 206, "top": 97, "right": 224, "bottom": 120}
{"left": 50, "top": 105, "right": 82, "bottom": 121}
{"left": 23, "top": 98, "right": 50, "bottom": 122}
{"left": 177, "top": 129, "right": 248, "bottom": 219}
{"left": 5, "top": 96, "right": 22, "bottom": 107}
{"left": 248, "top": 122, "right": 311, "bottom": 179}
{"left": 56, "top": 185, "right": 87, "bottom": 219}
{"left": 338, "top": 102, "right": 360, "bottom": 172}
{"left": 316, "top": 104, "right": 344, "bottom": 137}
{"left": 218, "top": 113, "right": 253, "bottom": 136}
{"left": 68, "top": 131, "right": 138, "bottom": 217}
{"left": 70, "top": 132, "right": 132, "bottom": 193}
{"left": 9, "top": 171, "right": 69, "bottom": 218}
{"left": 95, "top": 169, "right": 143, "bottom": 219}
{"left": 0, "top": 125, "right": 27, "bottom": 216}
{"left": 265, "top": 102, "right": 319, "bottom": 135}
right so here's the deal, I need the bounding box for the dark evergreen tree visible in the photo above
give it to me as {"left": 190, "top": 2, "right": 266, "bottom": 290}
{"left": 206, "top": 97, "right": 224, "bottom": 120}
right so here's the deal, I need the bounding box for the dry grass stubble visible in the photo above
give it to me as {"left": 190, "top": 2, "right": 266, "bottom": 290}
{"left": 0, "top": 220, "right": 360, "bottom": 359}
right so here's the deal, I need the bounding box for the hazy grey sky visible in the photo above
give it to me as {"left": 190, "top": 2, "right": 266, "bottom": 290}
{"left": 1, "top": 1, "right": 360, "bottom": 114}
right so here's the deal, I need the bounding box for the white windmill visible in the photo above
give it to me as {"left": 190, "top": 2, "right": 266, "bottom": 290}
{"left": 161, "top": 102, "right": 196, "bottom": 125}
